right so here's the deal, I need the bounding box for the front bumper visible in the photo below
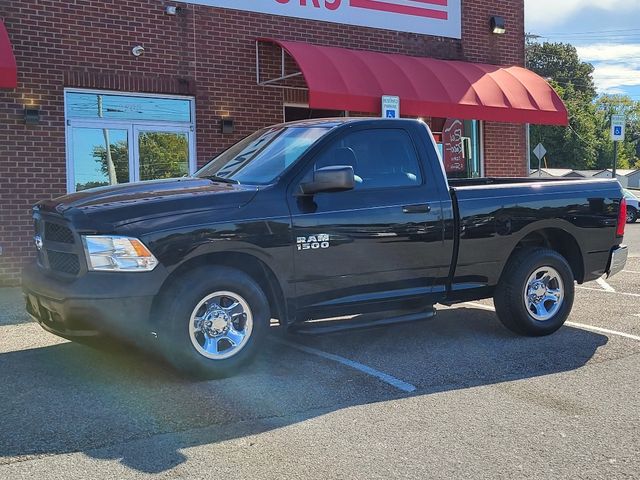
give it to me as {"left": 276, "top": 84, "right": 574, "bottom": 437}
{"left": 22, "top": 262, "right": 166, "bottom": 341}
{"left": 606, "top": 245, "right": 628, "bottom": 279}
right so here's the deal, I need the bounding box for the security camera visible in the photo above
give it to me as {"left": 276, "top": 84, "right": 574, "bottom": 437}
{"left": 132, "top": 45, "right": 145, "bottom": 57}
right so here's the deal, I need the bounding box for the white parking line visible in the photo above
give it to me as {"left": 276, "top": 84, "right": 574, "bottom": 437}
{"left": 564, "top": 322, "right": 640, "bottom": 342}
{"left": 623, "top": 270, "right": 640, "bottom": 274}
{"left": 461, "top": 302, "right": 640, "bottom": 342}
{"left": 596, "top": 277, "right": 616, "bottom": 293}
{"left": 577, "top": 286, "right": 640, "bottom": 298}
{"left": 275, "top": 338, "right": 417, "bottom": 393}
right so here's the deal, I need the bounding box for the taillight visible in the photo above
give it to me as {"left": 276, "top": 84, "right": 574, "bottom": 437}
{"left": 617, "top": 198, "right": 627, "bottom": 237}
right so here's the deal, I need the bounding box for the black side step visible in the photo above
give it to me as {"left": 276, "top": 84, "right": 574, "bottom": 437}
{"left": 289, "top": 307, "right": 437, "bottom": 336}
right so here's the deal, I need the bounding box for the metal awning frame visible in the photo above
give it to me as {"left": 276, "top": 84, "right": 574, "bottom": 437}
{"left": 255, "top": 40, "right": 307, "bottom": 91}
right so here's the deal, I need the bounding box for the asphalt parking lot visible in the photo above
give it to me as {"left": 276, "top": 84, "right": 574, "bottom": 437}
{"left": 1, "top": 225, "right": 639, "bottom": 479}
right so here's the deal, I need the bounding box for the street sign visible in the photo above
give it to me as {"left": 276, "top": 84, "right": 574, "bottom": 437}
{"left": 611, "top": 114, "right": 626, "bottom": 141}
{"left": 533, "top": 143, "right": 547, "bottom": 161}
{"left": 381, "top": 96, "right": 400, "bottom": 119}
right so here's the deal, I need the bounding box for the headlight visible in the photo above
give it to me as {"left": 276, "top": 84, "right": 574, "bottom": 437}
{"left": 82, "top": 235, "right": 158, "bottom": 272}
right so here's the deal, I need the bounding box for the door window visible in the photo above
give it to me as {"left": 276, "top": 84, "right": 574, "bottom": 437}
{"left": 136, "top": 129, "right": 190, "bottom": 181}
{"left": 65, "top": 91, "right": 195, "bottom": 192}
{"left": 312, "top": 129, "right": 423, "bottom": 190}
{"left": 70, "top": 127, "right": 130, "bottom": 192}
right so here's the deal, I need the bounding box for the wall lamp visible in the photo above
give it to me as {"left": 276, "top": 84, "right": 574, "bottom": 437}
{"left": 490, "top": 16, "right": 506, "bottom": 35}
{"left": 221, "top": 118, "right": 235, "bottom": 134}
{"left": 24, "top": 108, "right": 41, "bottom": 125}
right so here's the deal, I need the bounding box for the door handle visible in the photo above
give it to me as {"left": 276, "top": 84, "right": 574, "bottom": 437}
{"left": 402, "top": 204, "right": 431, "bottom": 214}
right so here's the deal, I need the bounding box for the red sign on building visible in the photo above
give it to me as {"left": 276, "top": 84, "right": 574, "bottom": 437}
{"left": 443, "top": 118, "right": 466, "bottom": 173}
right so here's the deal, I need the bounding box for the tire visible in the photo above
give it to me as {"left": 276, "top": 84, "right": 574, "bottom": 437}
{"left": 494, "top": 247, "right": 574, "bottom": 337}
{"left": 156, "top": 266, "right": 270, "bottom": 378}
{"left": 627, "top": 207, "right": 637, "bottom": 224}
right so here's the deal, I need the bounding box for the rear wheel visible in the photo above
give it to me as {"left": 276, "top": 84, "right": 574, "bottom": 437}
{"left": 627, "top": 207, "right": 637, "bottom": 223}
{"left": 494, "top": 248, "right": 574, "bottom": 336}
{"left": 157, "top": 266, "right": 270, "bottom": 378}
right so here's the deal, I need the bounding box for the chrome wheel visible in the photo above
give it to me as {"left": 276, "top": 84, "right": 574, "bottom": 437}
{"left": 523, "top": 266, "right": 565, "bottom": 322}
{"left": 189, "top": 291, "right": 253, "bottom": 360}
{"left": 627, "top": 210, "right": 634, "bottom": 223}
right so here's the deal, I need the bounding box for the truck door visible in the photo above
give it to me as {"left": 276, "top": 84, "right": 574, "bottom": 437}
{"left": 287, "top": 125, "right": 447, "bottom": 317}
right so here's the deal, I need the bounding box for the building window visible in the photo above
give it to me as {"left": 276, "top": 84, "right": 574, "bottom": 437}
{"left": 431, "top": 118, "right": 483, "bottom": 179}
{"left": 64, "top": 90, "right": 196, "bottom": 193}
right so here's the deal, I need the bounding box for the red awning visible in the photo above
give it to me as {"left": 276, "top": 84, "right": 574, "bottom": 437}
{"left": 259, "top": 39, "right": 568, "bottom": 126}
{"left": 0, "top": 20, "right": 17, "bottom": 89}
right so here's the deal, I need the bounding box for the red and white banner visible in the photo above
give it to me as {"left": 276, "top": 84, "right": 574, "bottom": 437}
{"left": 185, "top": 0, "right": 461, "bottom": 38}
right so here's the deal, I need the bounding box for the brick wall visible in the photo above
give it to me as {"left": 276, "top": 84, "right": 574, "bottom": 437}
{"left": 0, "top": 0, "right": 525, "bottom": 285}
{"left": 483, "top": 123, "right": 527, "bottom": 177}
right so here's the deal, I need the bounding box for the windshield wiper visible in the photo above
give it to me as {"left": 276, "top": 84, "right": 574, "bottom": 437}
{"left": 201, "top": 175, "right": 239, "bottom": 185}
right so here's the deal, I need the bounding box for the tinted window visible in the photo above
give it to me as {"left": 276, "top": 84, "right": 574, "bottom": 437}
{"left": 196, "top": 126, "right": 330, "bottom": 185}
{"left": 313, "top": 129, "right": 422, "bottom": 190}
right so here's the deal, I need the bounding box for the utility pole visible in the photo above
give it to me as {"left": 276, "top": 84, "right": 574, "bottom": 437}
{"left": 98, "top": 95, "right": 118, "bottom": 185}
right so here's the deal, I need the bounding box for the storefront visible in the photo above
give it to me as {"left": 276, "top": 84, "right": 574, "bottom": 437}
{"left": 0, "top": 0, "right": 567, "bottom": 285}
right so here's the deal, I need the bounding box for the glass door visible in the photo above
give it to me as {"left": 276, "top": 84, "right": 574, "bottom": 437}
{"left": 65, "top": 91, "right": 196, "bottom": 193}
{"left": 132, "top": 126, "right": 193, "bottom": 182}
{"left": 67, "top": 122, "right": 195, "bottom": 192}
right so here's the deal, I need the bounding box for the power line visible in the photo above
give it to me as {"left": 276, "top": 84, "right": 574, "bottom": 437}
{"left": 538, "top": 28, "right": 640, "bottom": 36}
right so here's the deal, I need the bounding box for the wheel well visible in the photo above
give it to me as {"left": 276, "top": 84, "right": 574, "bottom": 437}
{"left": 153, "top": 252, "right": 287, "bottom": 325}
{"left": 511, "top": 228, "right": 584, "bottom": 283}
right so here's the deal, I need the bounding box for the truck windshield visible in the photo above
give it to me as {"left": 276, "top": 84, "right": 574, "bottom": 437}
{"left": 196, "top": 126, "right": 330, "bottom": 185}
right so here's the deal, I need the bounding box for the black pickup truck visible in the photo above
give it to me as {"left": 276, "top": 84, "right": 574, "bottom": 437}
{"left": 23, "top": 118, "right": 629, "bottom": 376}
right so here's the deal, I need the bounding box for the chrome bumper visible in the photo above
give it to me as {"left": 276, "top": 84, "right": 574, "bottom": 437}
{"left": 607, "top": 245, "right": 628, "bottom": 278}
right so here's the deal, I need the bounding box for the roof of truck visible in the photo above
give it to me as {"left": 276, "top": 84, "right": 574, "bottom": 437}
{"left": 273, "top": 117, "right": 422, "bottom": 128}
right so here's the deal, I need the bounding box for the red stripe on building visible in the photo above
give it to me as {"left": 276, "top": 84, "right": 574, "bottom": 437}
{"left": 407, "top": 0, "right": 448, "bottom": 6}
{"left": 349, "top": 0, "right": 448, "bottom": 19}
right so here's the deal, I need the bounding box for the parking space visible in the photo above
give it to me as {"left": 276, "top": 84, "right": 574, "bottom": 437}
{"left": 1, "top": 228, "right": 639, "bottom": 479}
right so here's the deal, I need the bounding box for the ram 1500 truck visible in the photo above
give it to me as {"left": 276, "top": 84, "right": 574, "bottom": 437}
{"left": 23, "top": 118, "right": 629, "bottom": 376}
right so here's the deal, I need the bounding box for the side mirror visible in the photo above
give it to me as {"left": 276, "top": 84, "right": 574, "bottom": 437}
{"left": 299, "top": 166, "right": 355, "bottom": 195}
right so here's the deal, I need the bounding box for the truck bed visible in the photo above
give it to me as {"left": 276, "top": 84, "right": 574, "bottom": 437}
{"left": 447, "top": 177, "right": 621, "bottom": 297}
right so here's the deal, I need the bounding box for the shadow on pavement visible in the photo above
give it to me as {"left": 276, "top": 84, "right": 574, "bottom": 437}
{"left": 0, "top": 307, "right": 608, "bottom": 473}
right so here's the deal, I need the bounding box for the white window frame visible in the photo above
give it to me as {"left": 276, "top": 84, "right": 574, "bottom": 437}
{"left": 64, "top": 88, "right": 197, "bottom": 193}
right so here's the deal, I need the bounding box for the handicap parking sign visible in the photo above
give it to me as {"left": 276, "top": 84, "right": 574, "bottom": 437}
{"left": 381, "top": 95, "right": 400, "bottom": 119}
{"left": 611, "top": 114, "right": 625, "bottom": 141}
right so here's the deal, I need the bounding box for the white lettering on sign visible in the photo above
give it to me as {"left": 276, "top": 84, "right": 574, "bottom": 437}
{"left": 183, "top": 0, "right": 462, "bottom": 38}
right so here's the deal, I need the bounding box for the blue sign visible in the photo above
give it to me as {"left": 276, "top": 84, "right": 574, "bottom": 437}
{"left": 386, "top": 110, "right": 396, "bottom": 119}
{"left": 614, "top": 126, "right": 622, "bottom": 136}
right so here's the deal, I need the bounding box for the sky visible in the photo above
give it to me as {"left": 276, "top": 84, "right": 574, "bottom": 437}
{"left": 525, "top": 0, "right": 640, "bottom": 100}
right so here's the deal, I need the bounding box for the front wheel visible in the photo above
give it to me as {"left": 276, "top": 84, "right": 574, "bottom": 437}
{"left": 494, "top": 248, "right": 574, "bottom": 337}
{"left": 157, "top": 266, "right": 270, "bottom": 378}
{"left": 627, "top": 207, "right": 637, "bottom": 224}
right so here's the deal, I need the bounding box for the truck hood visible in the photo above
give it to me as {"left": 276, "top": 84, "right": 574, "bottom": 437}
{"left": 36, "top": 177, "right": 259, "bottom": 229}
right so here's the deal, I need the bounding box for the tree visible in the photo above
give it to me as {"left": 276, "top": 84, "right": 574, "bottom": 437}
{"left": 526, "top": 41, "right": 600, "bottom": 169}
{"left": 526, "top": 39, "right": 640, "bottom": 171}
{"left": 595, "top": 95, "right": 640, "bottom": 170}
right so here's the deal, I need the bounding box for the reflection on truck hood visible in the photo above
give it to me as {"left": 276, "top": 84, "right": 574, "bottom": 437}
{"left": 36, "top": 177, "right": 259, "bottom": 228}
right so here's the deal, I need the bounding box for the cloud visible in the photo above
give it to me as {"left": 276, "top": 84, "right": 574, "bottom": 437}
{"left": 575, "top": 44, "right": 640, "bottom": 94}
{"left": 525, "top": 0, "right": 632, "bottom": 27}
